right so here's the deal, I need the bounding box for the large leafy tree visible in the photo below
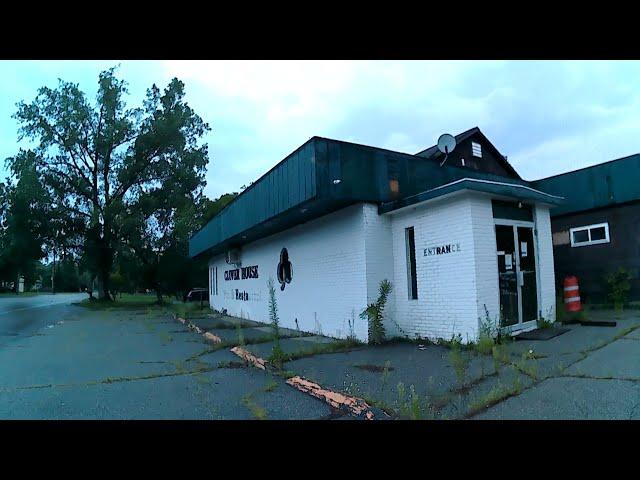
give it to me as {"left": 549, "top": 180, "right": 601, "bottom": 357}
{"left": 0, "top": 151, "right": 50, "bottom": 289}
{"left": 12, "top": 68, "right": 210, "bottom": 300}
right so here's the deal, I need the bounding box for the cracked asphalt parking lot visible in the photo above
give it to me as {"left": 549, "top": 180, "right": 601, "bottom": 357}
{"left": 0, "top": 294, "right": 331, "bottom": 419}
{"left": 2, "top": 294, "right": 639, "bottom": 419}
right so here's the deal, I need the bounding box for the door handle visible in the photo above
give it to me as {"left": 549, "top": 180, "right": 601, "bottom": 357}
{"left": 518, "top": 271, "right": 524, "bottom": 287}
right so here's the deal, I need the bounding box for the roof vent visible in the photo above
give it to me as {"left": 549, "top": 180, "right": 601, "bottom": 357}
{"left": 472, "top": 142, "right": 482, "bottom": 158}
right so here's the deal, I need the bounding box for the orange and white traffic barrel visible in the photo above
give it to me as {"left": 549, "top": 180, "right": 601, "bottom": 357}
{"left": 563, "top": 276, "right": 582, "bottom": 312}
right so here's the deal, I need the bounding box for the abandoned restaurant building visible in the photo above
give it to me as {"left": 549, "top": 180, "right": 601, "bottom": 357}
{"left": 189, "top": 127, "right": 569, "bottom": 343}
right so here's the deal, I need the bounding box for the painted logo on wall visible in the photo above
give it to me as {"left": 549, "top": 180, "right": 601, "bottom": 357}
{"left": 424, "top": 243, "right": 461, "bottom": 256}
{"left": 277, "top": 248, "right": 293, "bottom": 291}
{"left": 224, "top": 265, "right": 259, "bottom": 281}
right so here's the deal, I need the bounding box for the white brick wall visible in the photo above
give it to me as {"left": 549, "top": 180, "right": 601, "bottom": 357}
{"left": 535, "top": 205, "right": 557, "bottom": 322}
{"left": 362, "top": 204, "right": 395, "bottom": 335}
{"left": 208, "top": 204, "right": 371, "bottom": 342}
{"left": 206, "top": 196, "right": 557, "bottom": 344}
{"left": 388, "top": 194, "right": 480, "bottom": 343}
{"left": 469, "top": 194, "right": 500, "bottom": 332}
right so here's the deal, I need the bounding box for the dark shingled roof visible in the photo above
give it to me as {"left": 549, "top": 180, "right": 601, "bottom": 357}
{"left": 415, "top": 126, "right": 521, "bottom": 180}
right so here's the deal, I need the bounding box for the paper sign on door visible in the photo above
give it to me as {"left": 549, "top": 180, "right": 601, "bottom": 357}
{"left": 520, "top": 242, "right": 528, "bottom": 257}
{"left": 505, "top": 254, "right": 513, "bottom": 270}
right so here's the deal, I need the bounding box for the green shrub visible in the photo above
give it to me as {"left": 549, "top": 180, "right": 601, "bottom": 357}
{"left": 606, "top": 268, "right": 632, "bottom": 311}
{"left": 537, "top": 316, "right": 553, "bottom": 330}
{"left": 360, "top": 279, "right": 392, "bottom": 345}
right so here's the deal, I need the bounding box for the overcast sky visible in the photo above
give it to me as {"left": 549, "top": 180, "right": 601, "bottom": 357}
{"left": 1, "top": 60, "right": 639, "bottom": 199}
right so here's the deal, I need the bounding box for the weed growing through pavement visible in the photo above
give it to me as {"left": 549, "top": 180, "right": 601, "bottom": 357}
{"left": 476, "top": 306, "right": 500, "bottom": 377}
{"left": 381, "top": 360, "right": 392, "bottom": 391}
{"left": 467, "top": 378, "right": 523, "bottom": 417}
{"left": 217, "top": 360, "right": 247, "bottom": 369}
{"left": 171, "top": 360, "right": 187, "bottom": 374}
{"left": 347, "top": 310, "right": 358, "bottom": 343}
{"left": 236, "top": 322, "right": 245, "bottom": 346}
{"left": 514, "top": 352, "right": 539, "bottom": 380}
{"left": 241, "top": 394, "right": 268, "bottom": 420}
{"left": 491, "top": 343, "right": 510, "bottom": 374}
{"left": 267, "top": 278, "right": 287, "bottom": 370}
{"left": 263, "top": 377, "right": 278, "bottom": 393}
{"left": 396, "top": 382, "right": 435, "bottom": 420}
{"left": 360, "top": 279, "right": 392, "bottom": 345}
{"left": 537, "top": 314, "right": 554, "bottom": 330}
{"left": 158, "top": 331, "right": 173, "bottom": 344}
{"left": 449, "top": 334, "right": 470, "bottom": 387}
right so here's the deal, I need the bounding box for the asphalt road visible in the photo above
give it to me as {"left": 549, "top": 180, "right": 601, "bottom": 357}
{"left": 0, "top": 295, "right": 331, "bottom": 419}
{"left": 0, "top": 293, "right": 87, "bottom": 342}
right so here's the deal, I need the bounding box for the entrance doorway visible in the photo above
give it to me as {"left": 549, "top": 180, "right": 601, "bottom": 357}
{"left": 495, "top": 223, "right": 539, "bottom": 330}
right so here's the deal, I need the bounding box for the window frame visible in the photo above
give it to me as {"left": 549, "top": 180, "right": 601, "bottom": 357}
{"left": 569, "top": 222, "right": 610, "bottom": 247}
{"left": 405, "top": 226, "right": 418, "bottom": 300}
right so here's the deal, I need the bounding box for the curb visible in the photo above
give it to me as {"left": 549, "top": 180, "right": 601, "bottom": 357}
{"left": 173, "top": 314, "right": 222, "bottom": 344}
{"left": 286, "top": 375, "right": 377, "bottom": 420}
{"left": 228, "top": 345, "right": 379, "bottom": 420}
{"left": 172, "top": 313, "right": 381, "bottom": 420}
{"left": 230, "top": 346, "right": 266, "bottom": 370}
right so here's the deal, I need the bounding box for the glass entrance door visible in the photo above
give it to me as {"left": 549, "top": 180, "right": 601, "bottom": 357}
{"left": 495, "top": 224, "right": 539, "bottom": 328}
{"left": 517, "top": 226, "right": 538, "bottom": 323}
{"left": 496, "top": 225, "right": 518, "bottom": 327}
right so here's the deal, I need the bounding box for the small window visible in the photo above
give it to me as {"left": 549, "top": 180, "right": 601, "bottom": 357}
{"left": 570, "top": 223, "right": 610, "bottom": 247}
{"left": 472, "top": 142, "right": 482, "bottom": 158}
{"left": 405, "top": 227, "right": 418, "bottom": 300}
{"left": 210, "top": 267, "right": 218, "bottom": 296}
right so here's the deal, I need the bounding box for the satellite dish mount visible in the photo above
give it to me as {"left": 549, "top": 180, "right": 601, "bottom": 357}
{"left": 437, "top": 133, "right": 457, "bottom": 167}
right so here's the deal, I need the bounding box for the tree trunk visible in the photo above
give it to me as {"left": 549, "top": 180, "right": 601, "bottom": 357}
{"left": 98, "top": 269, "right": 111, "bottom": 301}
{"left": 95, "top": 227, "right": 113, "bottom": 301}
{"left": 155, "top": 286, "right": 163, "bottom": 305}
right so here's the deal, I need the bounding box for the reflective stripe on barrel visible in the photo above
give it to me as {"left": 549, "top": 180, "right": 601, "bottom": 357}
{"left": 563, "top": 276, "right": 582, "bottom": 312}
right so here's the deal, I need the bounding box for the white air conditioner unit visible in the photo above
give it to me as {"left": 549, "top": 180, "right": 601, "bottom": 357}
{"left": 226, "top": 248, "right": 241, "bottom": 266}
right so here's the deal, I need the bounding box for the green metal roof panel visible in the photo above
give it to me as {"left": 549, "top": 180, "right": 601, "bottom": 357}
{"left": 532, "top": 154, "right": 640, "bottom": 217}
{"left": 189, "top": 140, "right": 318, "bottom": 258}
{"left": 189, "top": 136, "right": 562, "bottom": 259}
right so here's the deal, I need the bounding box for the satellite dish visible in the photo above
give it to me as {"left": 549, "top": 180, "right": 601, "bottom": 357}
{"left": 437, "top": 133, "right": 456, "bottom": 167}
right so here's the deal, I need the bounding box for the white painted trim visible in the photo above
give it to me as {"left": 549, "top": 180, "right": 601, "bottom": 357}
{"left": 569, "top": 222, "right": 610, "bottom": 247}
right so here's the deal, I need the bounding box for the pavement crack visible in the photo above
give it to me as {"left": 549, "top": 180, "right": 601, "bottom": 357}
{"left": 0, "top": 368, "right": 216, "bottom": 393}
{"left": 556, "top": 373, "right": 640, "bottom": 383}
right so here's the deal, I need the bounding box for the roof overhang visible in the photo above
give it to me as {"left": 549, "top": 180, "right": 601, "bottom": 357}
{"left": 379, "top": 177, "right": 564, "bottom": 215}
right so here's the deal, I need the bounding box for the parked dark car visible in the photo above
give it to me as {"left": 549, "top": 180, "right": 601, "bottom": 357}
{"left": 184, "top": 288, "right": 209, "bottom": 303}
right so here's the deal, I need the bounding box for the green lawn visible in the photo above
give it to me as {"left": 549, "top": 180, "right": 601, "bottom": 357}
{"left": 0, "top": 291, "right": 42, "bottom": 297}
{"left": 75, "top": 293, "right": 210, "bottom": 317}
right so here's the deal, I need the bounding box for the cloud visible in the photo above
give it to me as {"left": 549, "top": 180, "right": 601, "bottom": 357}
{"left": 2, "top": 60, "right": 640, "bottom": 197}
